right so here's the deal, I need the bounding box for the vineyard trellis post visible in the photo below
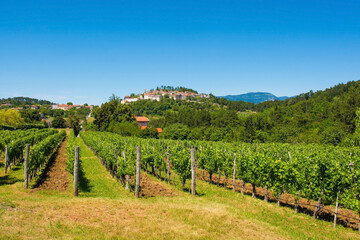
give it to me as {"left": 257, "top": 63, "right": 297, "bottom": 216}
{"left": 167, "top": 146, "right": 170, "bottom": 185}
{"left": 358, "top": 213, "right": 360, "bottom": 235}
{"left": 4, "top": 145, "right": 8, "bottom": 173}
{"left": 313, "top": 190, "right": 324, "bottom": 220}
{"left": 294, "top": 190, "right": 301, "bottom": 214}
{"left": 252, "top": 184, "right": 256, "bottom": 198}
{"left": 264, "top": 186, "right": 269, "bottom": 202}
{"left": 241, "top": 180, "right": 245, "bottom": 195}
{"left": 333, "top": 191, "right": 339, "bottom": 228}
{"left": 135, "top": 146, "right": 141, "bottom": 198}
{"left": 276, "top": 192, "right": 281, "bottom": 206}
{"left": 115, "top": 144, "right": 119, "bottom": 181}
{"left": 218, "top": 168, "right": 221, "bottom": 187}
{"left": 191, "top": 148, "right": 196, "bottom": 196}
{"left": 24, "top": 144, "right": 30, "bottom": 189}
{"left": 74, "top": 146, "right": 79, "bottom": 197}
{"left": 232, "top": 154, "right": 236, "bottom": 192}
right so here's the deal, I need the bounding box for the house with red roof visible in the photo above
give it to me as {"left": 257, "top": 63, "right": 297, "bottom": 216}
{"left": 135, "top": 116, "right": 150, "bottom": 127}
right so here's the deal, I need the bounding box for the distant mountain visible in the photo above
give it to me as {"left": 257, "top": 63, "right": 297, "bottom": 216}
{"left": 218, "top": 92, "right": 289, "bottom": 104}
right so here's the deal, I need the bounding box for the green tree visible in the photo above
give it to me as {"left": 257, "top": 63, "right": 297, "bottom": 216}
{"left": 354, "top": 108, "right": 360, "bottom": 146}
{"left": 52, "top": 116, "right": 66, "bottom": 128}
{"left": 108, "top": 121, "right": 140, "bottom": 136}
{"left": 162, "top": 123, "right": 189, "bottom": 140}
{"left": 20, "top": 110, "right": 41, "bottom": 122}
{"left": 108, "top": 94, "right": 121, "bottom": 102}
{"left": 0, "top": 109, "right": 25, "bottom": 127}
{"left": 188, "top": 127, "right": 203, "bottom": 140}
{"left": 69, "top": 115, "right": 81, "bottom": 136}
{"left": 93, "top": 99, "right": 135, "bottom": 132}
{"left": 139, "top": 127, "right": 159, "bottom": 139}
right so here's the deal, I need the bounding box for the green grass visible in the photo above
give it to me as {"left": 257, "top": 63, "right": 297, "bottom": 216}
{"left": 74, "top": 136, "right": 128, "bottom": 198}
{"left": 0, "top": 136, "right": 359, "bottom": 239}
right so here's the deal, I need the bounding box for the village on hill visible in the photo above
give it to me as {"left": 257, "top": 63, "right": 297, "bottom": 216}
{"left": 121, "top": 89, "right": 210, "bottom": 104}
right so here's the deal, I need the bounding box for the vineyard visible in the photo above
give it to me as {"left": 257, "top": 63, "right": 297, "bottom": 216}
{"left": 1, "top": 128, "right": 66, "bottom": 187}
{"left": 1, "top": 129, "right": 360, "bottom": 239}
{"left": 80, "top": 131, "right": 360, "bottom": 229}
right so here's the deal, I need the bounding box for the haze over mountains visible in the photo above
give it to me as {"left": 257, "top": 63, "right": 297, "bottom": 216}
{"left": 218, "top": 92, "right": 289, "bottom": 104}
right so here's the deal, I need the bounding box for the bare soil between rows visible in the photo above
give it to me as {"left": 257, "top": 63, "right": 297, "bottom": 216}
{"left": 198, "top": 169, "right": 359, "bottom": 230}
{"left": 33, "top": 138, "right": 69, "bottom": 192}
{"left": 132, "top": 173, "right": 178, "bottom": 198}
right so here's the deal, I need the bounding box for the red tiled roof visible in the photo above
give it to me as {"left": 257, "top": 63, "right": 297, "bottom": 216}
{"left": 135, "top": 116, "right": 149, "bottom": 122}
{"left": 140, "top": 126, "right": 162, "bottom": 133}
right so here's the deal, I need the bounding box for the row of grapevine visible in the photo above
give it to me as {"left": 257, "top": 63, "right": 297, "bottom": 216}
{"left": 6, "top": 129, "right": 58, "bottom": 168}
{"left": 66, "top": 130, "right": 76, "bottom": 175}
{"left": 0, "top": 128, "right": 47, "bottom": 153}
{"left": 27, "top": 131, "right": 66, "bottom": 182}
{"left": 196, "top": 141, "right": 360, "bottom": 222}
{"left": 81, "top": 130, "right": 360, "bottom": 229}
{"left": 81, "top": 131, "right": 196, "bottom": 191}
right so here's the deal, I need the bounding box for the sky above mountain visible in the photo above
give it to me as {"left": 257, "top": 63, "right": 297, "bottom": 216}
{"left": 1, "top": 0, "right": 359, "bottom": 105}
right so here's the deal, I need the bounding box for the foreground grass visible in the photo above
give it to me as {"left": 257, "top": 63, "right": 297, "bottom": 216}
{"left": 0, "top": 138, "right": 359, "bottom": 239}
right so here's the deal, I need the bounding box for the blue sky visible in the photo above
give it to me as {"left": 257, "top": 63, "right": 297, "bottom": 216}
{"left": 1, "top": 0, "right": 359, "bottom": 105}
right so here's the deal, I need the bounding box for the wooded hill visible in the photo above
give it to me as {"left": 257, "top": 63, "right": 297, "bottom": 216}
{"left": 126, "top": 80, "right": 360, "bottom": 145}
{"left": 0, "top": 97, "right": 54, "bottom": 106}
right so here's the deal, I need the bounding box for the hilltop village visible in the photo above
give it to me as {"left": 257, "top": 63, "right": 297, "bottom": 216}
{"left": 121, "top": 89, "right": 210, "bottom": 104}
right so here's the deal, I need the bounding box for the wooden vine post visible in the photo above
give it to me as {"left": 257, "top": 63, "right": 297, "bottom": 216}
{"left": 252, "top": 184, "right": 256, "bottom": 198}
{"left": 24, "top": 144, "right": 30, "bottom": 189}
{"left": 135, "top": 146, "right": 141, "bottom": 198}
{"left": 4, "top": 145, "right": 8, "bottom": 174}
{"left": 74, "top": 146, "right": 79, "bottom": 196}
{"left": 333, "top": 191, "right": 340, "bottom": 228}
{"left": 115, "top": 144, "right": 118, "bottom": 181}
{"left": 167, "top": 146, "right": 170, "bottom": 185}
{"left": 241, "top": 180, "right": 245, "bottom": 195}
{"left": 313, "top": 190, "right": 324, "bottom": 220}
{"left": 294, "top": 190, "right": 301, "bottom": 214}
{"left": 191, "top": 148, "right": 196, "bottom": 196}
{"left": 218, "top": 168, "right": 221, "bottom": 187}
{"left": 264, "top": 186, "right": 269, "bottom": 202}
{"left": 232, "top": 154, "right": 236, "bottom": 192}
{"left": 358, "top": 212, "right": 360, "bottom": 235}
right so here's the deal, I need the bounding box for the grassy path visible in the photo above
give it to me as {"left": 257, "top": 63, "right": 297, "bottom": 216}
{"left": 74, "top": 136, "right": 125, "bottom": 198}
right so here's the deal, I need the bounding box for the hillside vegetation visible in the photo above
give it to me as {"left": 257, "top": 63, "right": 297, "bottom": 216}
{"left": 121, "top": 80, "right": 360, "bottom": 145}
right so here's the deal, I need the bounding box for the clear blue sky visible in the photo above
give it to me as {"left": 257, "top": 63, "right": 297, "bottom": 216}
{"left": 1, "top": 0, "right": 359, "bottom": 105}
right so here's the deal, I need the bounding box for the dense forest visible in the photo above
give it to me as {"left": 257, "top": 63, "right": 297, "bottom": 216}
{"left": 88, "top": 80, "right": 360, "bottom": 146}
